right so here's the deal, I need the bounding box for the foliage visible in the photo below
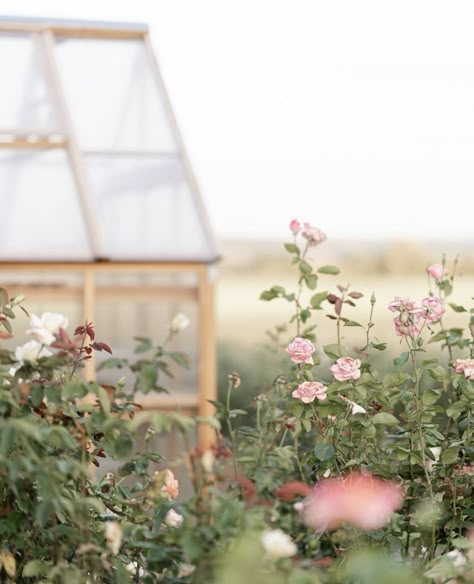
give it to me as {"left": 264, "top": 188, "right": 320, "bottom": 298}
{"left": 1, "top": 219, "right": 474, "bottom": 583}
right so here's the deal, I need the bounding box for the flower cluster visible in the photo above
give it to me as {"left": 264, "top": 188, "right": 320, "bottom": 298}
{"left": 388, "top": 295, "right": 445, "bottom": 337}
{"left": 289, "top": 219, "right": 326, "bottom": 246}
{"left": 15, "top": 311, "right": 68, "bottom": 363}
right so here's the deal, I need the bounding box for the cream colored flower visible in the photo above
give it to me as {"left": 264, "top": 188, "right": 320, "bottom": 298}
{"left": 261, "top": 529, "right": 297, "bottom": 559}
{"left": 164, "top": 508, "right": 184, "bottom": 527}
{"left": 104, "top": 521, "right": 122, "bottom": 555}
{"left": 170, "top": 313, "right": 190, "bottom": 333}
{"left": 15, "top": 340, "right": 52, "bottom": 363}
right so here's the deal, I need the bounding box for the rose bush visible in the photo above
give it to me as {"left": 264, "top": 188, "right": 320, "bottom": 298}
{"left": 0, "top": 219, "right": 473, "bottom": 583}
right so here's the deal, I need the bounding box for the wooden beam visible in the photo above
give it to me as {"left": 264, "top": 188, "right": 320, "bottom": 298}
{"left": 0, "top": 138, "right": 66, "bottom": 149}
{"left": 197, "top": 266, "right": 217, "bottom": 451}
{"left": 0, "top": 262, "right": 210, "bottom": 273}
{"left": 40, "top": 31, "right": 103, "bottom": 258}
{"left": 0, "top": 22, "right": 146, "bottom": 40}
{"left": 2, "top": 284, "right": 199, "bottom": 302}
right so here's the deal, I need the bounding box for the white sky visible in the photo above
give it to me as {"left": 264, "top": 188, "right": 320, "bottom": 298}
{"left": 2, "top": 0, "right": 474, "bottom": 243}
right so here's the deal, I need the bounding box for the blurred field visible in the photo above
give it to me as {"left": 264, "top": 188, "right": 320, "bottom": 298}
{"left": 215, "top": 238, "right": 474, "bottom": 365}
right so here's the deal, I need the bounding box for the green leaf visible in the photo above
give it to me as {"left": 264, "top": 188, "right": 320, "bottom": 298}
{"left": 0, "top": 288, "right": 9, "bottom": 307}
{"left": 343, "top": 320, "right": 363, "bottom": 327}
{"left": 421, "top": 388, "right": 440, "bottom": 405}
{"left": 449, "top": 303, "right": 467, "bottom": 313}
{"left": 260, "top": 289, "right": 279, "bottom": 301}
{"left": 98, "top": 358, "right": 129, "bottom": 370}
{"left": 96, "top": 385, "right": 111, "bottom": 414}
{"left": 114, "top": 432, "right": 134, "bottom": 458}
{"left": 372, "top": 412, "right": 399, "bottom": 426}
{"left": 22, "top": 560, "right": 51, "bottom": 578}
{"left": 310, "top": 291, "right": 327, "bottom": 309}
{"left": 169, "top": 351, "right": 189, "bottom": 368}
{"left": 317, "top": 265, "right": 340, "bottom": 275}
{"left": 446, "top": 400, "right": 466, "bottom": 419}
{"left": 383, "top": 372, "right": 410, "bottom": 388}
{"left": 304, "top": 274, "right": 318, "bottom": 290}
{"left": 284, "top": 243, "right": 299, "bottom": 254}
{"left": 313, "top": 443, "right": 335, "bottom": 461}
{"left": 138, "top": 363, "right": 158, "bottom": 393}
{"left": 195, "top": 416, "right": 221, "bottom": 431}
{"left": 63, "top": 382, "right": 88, "bottom": 400}
{"left": 393, "top": 352, "right": 409, "bottom": 369}
{"left": 134, "top": 336, "right": 153, "bottom": 353}
{"left": 441, "top": 447, "right": 459, "bottom": 464}
{"left": 323, "top": 344, "right": 348, "bottom": 359}
{"left": 428, "top": 330, "right": 446, "bottom": 344}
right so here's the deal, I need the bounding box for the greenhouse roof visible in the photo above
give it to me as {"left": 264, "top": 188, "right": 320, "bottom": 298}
{"left": 0, "top": 17, "right": 219, "bottom": 263}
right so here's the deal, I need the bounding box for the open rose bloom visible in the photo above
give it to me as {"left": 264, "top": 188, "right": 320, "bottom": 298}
{"left": 286, "top": 337, "right": 315, "bottom": 364}
{"left": 299, "top": 472, "right": 403, "bottom": 532}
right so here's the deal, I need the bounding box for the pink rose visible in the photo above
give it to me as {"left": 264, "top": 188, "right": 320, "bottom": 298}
{"left": 292, "top": 381, "right": 327, "bottom": 403}
{"left": 393, "top": 315, "right": 422, "bottom": 337}
{"left": 286, "top": 337, "right": 315, "bottom": 364}
{"left": 160, "top": 469, "right": 179, "bottom": 500}
{"left": 299, "top": 472, "right": 403, "bottom": 532}
{"left": 289, "top": 219, "right": 301, "bottom": 234}
{"left": 454, "top": 358, "right": 474, "bottom": 380}
{"left": 388, "top": 297, "right": 417, "bottom": 313}
{"left": 421, "top": 296, "right": 445, "bottom": 324}
{"left": 302, "top": 222, "right": 326, "bottom": 247}
{"left": 329, "top": 357, "right": 361, "bottom": 381}
{"left": 426, "top": 263, "right": 445, "bottom": 280}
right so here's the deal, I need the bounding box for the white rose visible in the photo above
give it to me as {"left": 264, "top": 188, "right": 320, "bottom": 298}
{"left": 169, "top": 313, "right": 190, "bottom": 333}
{"left": 164, "top": 508, "right": 184, "bottom": 528}
{"left": 15, "top": 340, "right": 52, "bottom": 363}
{"left": 351, "top": 402, "right": 367, "bottom": 415}
{"left": 27, "top": 312, "right": 68, "bottom": 345}
{"left": 261, "top": 529, "right": 297, "bottom": 559}
{"left": 201, "top": 450, "right": 215, "bottom": 473}
{"left": 104, "top": 521, "right": 122, "bottom": 556}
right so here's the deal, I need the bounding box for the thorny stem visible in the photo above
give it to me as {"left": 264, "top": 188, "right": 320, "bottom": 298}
{"left": 295, "top": 241, "right": 310, "bottom": 336}
{"left": 225, "top": 380, "right": 240, "bottom": 482}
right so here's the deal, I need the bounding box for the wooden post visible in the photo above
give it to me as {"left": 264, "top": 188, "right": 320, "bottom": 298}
{"left": 197, "top": 265, "right": 217, "bottom": 451}
{"left": 82, "top": 268, "right": 96, "bottom": 381}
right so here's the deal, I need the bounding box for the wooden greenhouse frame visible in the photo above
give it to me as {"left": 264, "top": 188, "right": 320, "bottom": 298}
{"left": 0, "top": 17, "right": 219, "bottom": 450}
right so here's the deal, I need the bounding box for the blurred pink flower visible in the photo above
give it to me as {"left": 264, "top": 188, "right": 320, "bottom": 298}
{"left": 299, "top": 472, "right": 403, "bottom": 532}
{"left": 302, "top": 222, "right": 326, "bottom": 247}
{"left": 160, "top": 469, "right": 179, "bottom": 500}
{"left": 426, "top": 263, "right": 445, "bottom": 280}
{"left": 393, "top": 315, "right": 422, "bottom": 337}
{"left": 421, "top": 296, "right": 445, "bottom": 324}
{"left": 454, "top": 358, "right": 474, "bottom": 380}
{"left": 329, "top": 357, "right": 361, "bottom": 381}
{"left": 286, "top": 337, "right": 315, "bottom": 365}
{"left": 292, "top": 381, "right": 327, "bottom": 403}
{"left": 388, "top": 297, "right": 417, "bottom": 313}
{"left": 289, "top": 219, "right": 301, "bottom": 234}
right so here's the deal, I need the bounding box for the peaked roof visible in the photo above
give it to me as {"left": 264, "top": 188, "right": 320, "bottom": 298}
{"left": 0, "top": 17, "right": 219, "bottom": 263}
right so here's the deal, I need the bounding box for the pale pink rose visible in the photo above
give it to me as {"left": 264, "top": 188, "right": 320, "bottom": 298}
{"left": 289, "top": 219, "right": 301, "bottom": 234}
{"left": 160, "top": 469, "right": 179, "bottom": 500}
{"left": 300, "top": 472, "right": 403, "bottom": 532}
{"left": 292, "top": 381, "right": 327, "bottom": 403}
{"left": 426, "top": 263, "right": 445, "bottom": 280}
{"left": 302, "top": 222, "right": 326, "bottom": 247}
{"left": 286, "top": 337, "right": 315, "bottom": 364}
{"left": 393, "top": 315, "right": 422, "bottom": 337}
{"left": 329, "top": 357, "right": 361, "bottom": 381}
{"left": 421, "top": 296, "right": 445, "bottom": 324}
{"left": 388, "top": 296, "right": 418, "bottom": 313}
{"left": 454, "top": 358, "right": 474, "bottom": 381}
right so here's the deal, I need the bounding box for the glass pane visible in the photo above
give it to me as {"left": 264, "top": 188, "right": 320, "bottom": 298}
{"left": 0, "top": 149, "right": 91, "bottom": 259}
{"left": 0, "top": 33, "right": 57, "bottom": 131}
{"left": 55, "top": 38, "right": 177, "bottom": 151}
{"left": 85, "top": 154, "right": 212, "bottom": 260}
